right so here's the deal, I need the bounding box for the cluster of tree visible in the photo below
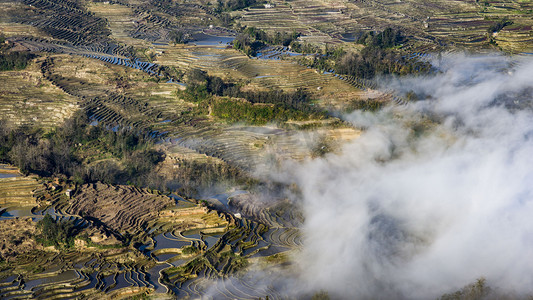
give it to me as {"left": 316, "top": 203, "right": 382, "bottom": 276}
{"left": 0, "top": 51, "right": 34, "bottom": 71}
{"left": 232, "top": 88, "right": 318, "bottom": 114}
{"left": 346, "top": 99, "right": 385, "bottom": 112}
{"left": 302, "top": 55, "right": 331, "bottom": 72}
{"left": 289, "top": 42, "right": 323, "bottom": 54}
{"left": 294, "top": 28, "right": 431, "bottom": 80}
{"left": 180, "top": 69, "right": 322, "bottom": 117}
{"left": 36, "top": 215, "right": 81, "bottom": 248}
{"left": 333, "top": 28, "right": 424, "bottom": 79}
{"left": 1, "top": 125, "right": 78, "bottom": 178}
{"left": 335, "top": 47, "right": 398, "bottom": 79}
{"left": 440, "top": 278, "right": 490, "bottom": 300}
{"left": 299, "top": 44, "right": 343, "bottom": 71}
{"left": 355, "top": 28, "right": 406, "bottom": 48}
{"left": 0, "top": 113, "right": 164, "bottom": 186}
{"left": 169, "top": 30, "right": 189, "bottom": 44}
{"left": 211, "top": 98, "right": 316, "bottom": 125}
{"left": 233, "top": 27, "right": 300, "bottom": 56}
{"left": 488, "top": 18, "right": 513, "bottom": 33}
{"left": 178, "top": 69, "right": 231, "bottom": 102}
{"left": 244, "top": 27, "right": 300, "bottom": 47}
{"left": 334, "top": 42, "right": 432, "bottom": 79}
{"left": 214, "top": 0, "right": 262, "bottom": 12}
{"left": 233, "top": 34, "right": 264, "bottom": 57}
{"left": 156, "top": 65, "right": 184, "bottom": 82}
{"left": 0, "top": 36, "right": 35, "bottom": 71}
{"left": 311, "top": 291, "right": 331, "bottom": 300}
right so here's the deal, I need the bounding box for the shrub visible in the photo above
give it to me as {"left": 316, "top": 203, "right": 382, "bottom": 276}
{"left": 36, "top": 215, "right": 81, "bottom": 248}
{"left": 0, "top": 51, "right": 34, "bottom": 71}
{"left": 488, "top": 18, "right": 513, "bottom": 33}
{"left": 182, "top": 246, "right": 199, "bottom": 255}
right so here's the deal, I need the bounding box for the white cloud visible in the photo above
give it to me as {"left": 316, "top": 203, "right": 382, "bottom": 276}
{"left": 290, "top": 54, "right": 533, "bottom": 299}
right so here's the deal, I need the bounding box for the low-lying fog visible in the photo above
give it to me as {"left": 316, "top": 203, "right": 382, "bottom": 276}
{"left": 292, "top": 54, "right": 533, "bottom": 299}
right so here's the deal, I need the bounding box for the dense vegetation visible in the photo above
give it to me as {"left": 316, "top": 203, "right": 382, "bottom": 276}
{"left": 215, "top": 0, "right": 262, "bottom": 12}
{"left": 439, "top": 278, "right": 490, "bottom": 300}
{"left": 165, "top": 159, "right": 247, "bottom": 197}
{"left": 335, "top": 47, "right": 406, "bottom": 79}
{"left": 36, "top": 215, "right": 80, "bottom": 248}
{"left": 289, "top": 41, "right": 324, "bottom": 54}
{"left": 346, "top": 99, "right": 385, "bottom": 112}
{"left": 212, "top": 98, "right": 314, "bottom": 125}
{"left": 354, "top": 28, "right": 406, "bottom": 48}
{"left": 233, "top": 26, "right": 300, "bottom": 56}
{"left": 179, "top": 69, "right": 325, "bottom": 125}
{"left": 296, "top": 28, "right": 432, "bottom": 79}
{"left": 338, "top": 28, "right": 431, "bottom": 78}
{"left": 301, "top": 28, "right": 432, "bottom": 79}
{"left": 169, "top": 30, "right": 188, "bottom": 44}
{"left": 0, "top": 36, "right": 34, "bottom": 71}
{"left": 231, "top": 26, "right": 430, "bottom": 80}
{"left": 0, "top": 51, "right": 34, "bottom": 71}
{"left": 0, "top": 113, "right": 163, "bottom": 184}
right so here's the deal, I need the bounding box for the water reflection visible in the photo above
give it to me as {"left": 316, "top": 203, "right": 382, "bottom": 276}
{"left": 191, "top": 33, "right": 235, "bottom": 47}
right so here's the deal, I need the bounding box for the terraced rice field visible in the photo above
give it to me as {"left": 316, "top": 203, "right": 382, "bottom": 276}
{"left": 0, "top": 22, "right": 49, "bottom": 39}
{"left": 0, "top": 180, "right": 304, "bottom": 298}
{"left": 10, "top": 0, "right": 113, "bottom": 46}
{"left": 4, "top": 0, "right": 528, "bottom": 297}
{"left": 231, "top": 0, "right": 532, "bottom": 53}
{"left": 480, "top": 0, "right": 533, "bottom": 52}
{"left": 0, "top": 59, "right": 79, "bottom": 128}
{"left": 0, "top": 252, "right": 154, "bottom": 299}
{"left": 0, "top": 167, "right": 40, "bottom": 207}
{"left": 154, "top": 40, "right": 363, "bottom": 96}
{"left": 3, "top": 0, "right": 366, "bottom": 171}
{"left": 87, "top": 2, "right": 148, "bottom": 48}
{"left": 24, "top": 50, "right": 340, "bottom": 170}
{"left": 233, "top": 0, "right": 373, "bottom": 45}
{"left": 0, "top": 177, "right": 304, "bottom": 298}
{"left": 20, "top": 50, "right": 358, "bottom": 171}
{"left": 66, "top": 183, "right": 175, "bottom": 234}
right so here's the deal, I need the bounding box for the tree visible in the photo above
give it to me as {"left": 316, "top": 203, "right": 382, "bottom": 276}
{"left": 36, "top": 214, "right": 80, "bottom": 248}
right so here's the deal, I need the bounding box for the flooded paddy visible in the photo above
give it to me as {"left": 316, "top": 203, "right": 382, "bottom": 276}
{"left": 250, "top": 245, "right": 290, "bottom": 258}
{"left": 146, "top": 263, "right": 170, "bottom": 293}
{"left": 203, "top": 234, "right": 222, "bottom": 248}
{"left": 181, "top": 229, "right": 202, "bottom": 240}
{"left": 242, "top": 240, "right": 270, "bottom": 256}
{"left": 108, "top": 272, "right": 131, "bottom": 291}
{"left": 23, "top": 270, "right": 79, "bottom": 290}
{"left": 0, "top": 173, "right": 18, "bottom": 179}
{"left": 154, "top": 252, "right": 180, "bottom": 262}
{"left": 73, "top": 272, "right": 98, "bottom": 292}
{"left": 0, "top": 206, "right": 38, "bottom": 221}
{"left": 101, "top": 275, "right": 115, "bottom": 292}
{"left": 191, "top": 33, "right": 235, "bottom": 47}
{"left": 149, "top": 233, "right": 191, "bottom": 254}
{"left": 0, "top": 164, "right": 20, "bottom": 178}
{"left": 204, "top": 190, "right": 247, "bottom": 209}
